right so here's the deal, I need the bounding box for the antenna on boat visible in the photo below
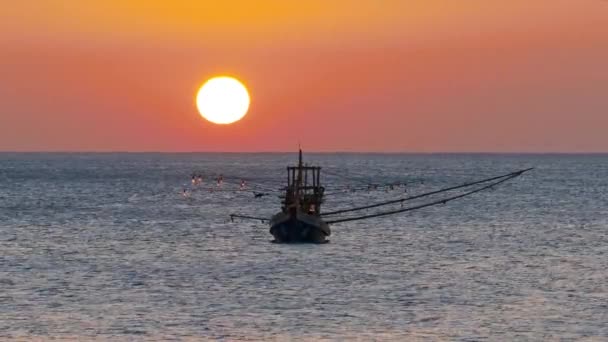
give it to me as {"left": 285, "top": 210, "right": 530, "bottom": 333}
{"left": 298, "top": 147, "right": 302, "bottom": 168}
{"left": 298, "top": 141, "right": 302, "bottom": 164}
{"left": 296, "top": 146, "right": 303, "bottom": 205}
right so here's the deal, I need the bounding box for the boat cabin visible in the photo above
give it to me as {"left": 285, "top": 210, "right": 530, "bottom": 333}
{"left": 282, "top": 154, "right": 324, "bottom": 215}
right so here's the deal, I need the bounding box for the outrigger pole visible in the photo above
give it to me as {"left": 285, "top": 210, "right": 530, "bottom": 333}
{"left": 324, "top": 168, "right": 532, "bottom": 224}
{"left": 230, "top": 213, "right": 268, "bottom": 223}
{"left": 321, "top": 168, "right": 533, "bottom": 217}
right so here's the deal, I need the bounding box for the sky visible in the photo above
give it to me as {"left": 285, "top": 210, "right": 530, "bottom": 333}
{"left": 1, "top": 0, "right": 607, "bottom": 152}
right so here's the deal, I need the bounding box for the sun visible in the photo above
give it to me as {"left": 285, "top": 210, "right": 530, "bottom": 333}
{"left": 196, "top": 76, "right": 250, "bottom": 125}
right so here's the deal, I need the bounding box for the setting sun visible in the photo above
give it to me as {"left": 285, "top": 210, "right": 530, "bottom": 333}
{"left": 196, "top": 76, "right": 250, "bottom": 125}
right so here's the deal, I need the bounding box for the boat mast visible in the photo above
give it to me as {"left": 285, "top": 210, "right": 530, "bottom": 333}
{"left": 295, "top": 148, "right": 303, "bottom": 206}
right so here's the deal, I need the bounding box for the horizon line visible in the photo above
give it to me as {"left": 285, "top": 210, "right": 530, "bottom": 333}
{"left": 1, "top": 150, "right": 608, "bottom": 155}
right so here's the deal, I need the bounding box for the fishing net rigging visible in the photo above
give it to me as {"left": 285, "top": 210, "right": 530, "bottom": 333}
{"left": 321, "top": 167, "right": 430, "bottom": 196}
{"left": 322, "top": 168, "right": 373, "bottom": 186}
{"left": 224, "top": 150, "right": 533, "bottom": 243}
{"left": 324, "top": 168, "right": 531, "bottom": 224}
{"left": 229, "top": 168, "right": 532, "bottom": 224}
{"left": 184, "top": 170, "right": 282, "bottom": 196}
{"left": 184, "top": 168, "right": 418, "bottom": 198}
{"left": 320, "top": 168, "right": 531, "bottom": 217}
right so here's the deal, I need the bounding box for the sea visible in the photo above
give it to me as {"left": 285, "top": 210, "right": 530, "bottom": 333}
{"left": 0, "top": 153, "right": 607, "bottom": 341}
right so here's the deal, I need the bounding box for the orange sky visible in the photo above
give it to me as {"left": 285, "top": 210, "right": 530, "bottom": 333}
{"left": 1, "top": 0, "right": 607, "bottom": 152}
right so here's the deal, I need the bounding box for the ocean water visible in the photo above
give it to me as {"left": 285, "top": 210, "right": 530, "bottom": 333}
{"left": 0, "top": 153, "right": 607, "bottom": 341}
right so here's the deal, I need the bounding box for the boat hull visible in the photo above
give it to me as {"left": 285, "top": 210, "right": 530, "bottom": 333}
{"left": 269, "top": 211, "right": 331, "bottom": 243}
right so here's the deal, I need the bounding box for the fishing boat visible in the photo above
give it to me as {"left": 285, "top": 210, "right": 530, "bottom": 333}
{"left": 229, "top": 151, "right": 532, "bottom": 244}
{"left": 268, "top": 149, "right": 330, "bottom": 243}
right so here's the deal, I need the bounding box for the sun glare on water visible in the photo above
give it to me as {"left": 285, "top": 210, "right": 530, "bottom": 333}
{"left": 196, "top": 76, "right": 250, "bottom": 125}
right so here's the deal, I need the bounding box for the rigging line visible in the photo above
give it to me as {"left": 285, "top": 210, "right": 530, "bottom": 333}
{"left": 325, "top": 168, "right": 414, "bottom": 185}
{"left": 220, "top": 175, "right": 282, "bottom": 185}
{"left": 321, "top": 168, "right": 533, "bottom": 217}
{"left": 322, "top": 168, "right": 372, "bottom": 185}
{"left": 188, "top": 180, "right": 280, "bottom": 193}
{"left": 217, "top": 179, "right": 281, "bottom": 193}
{"left": 187, "top": 189, "right": 274, "bottom": 196}
{"left": 323, "top": 183, "right": 407, "bottom": 193}
{"left": 231, "top": 177, "right": 285, "bottom": 186}
{"left": 323, "top": 182, "right": 407, "bottom": 190}
{"left": 246, "top": 186, "right": 281, "bottom": 193}
{"left": 325, "top": 171, "right": 525, "bottom": 224}
{"left": 322, "top": 187, "right": 394, "bottom": 196}
{"left": 230, "top": 214, "right": 270, "bottom": 222}
{"left": 195, "top": 172, "right": 284, "bottom": 187}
